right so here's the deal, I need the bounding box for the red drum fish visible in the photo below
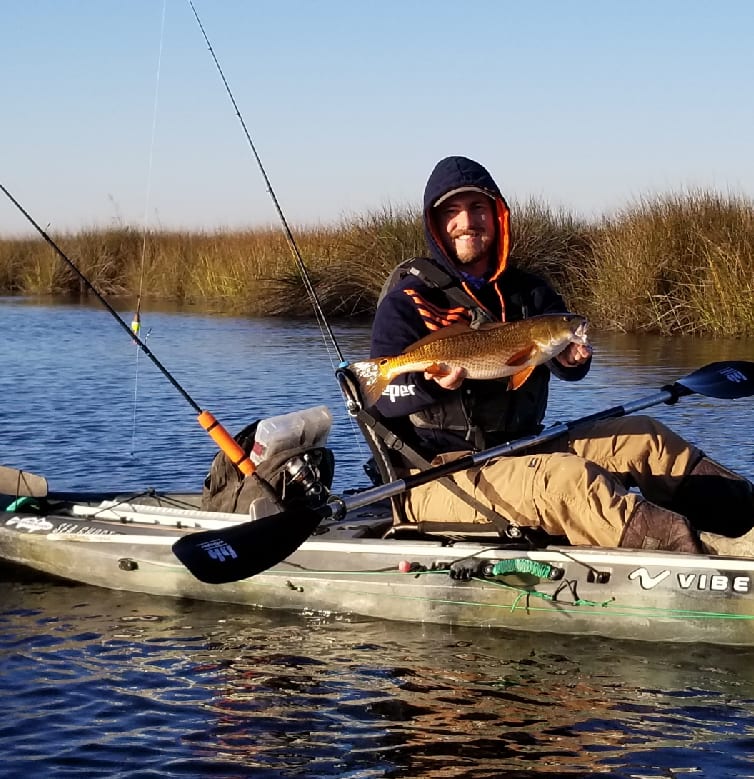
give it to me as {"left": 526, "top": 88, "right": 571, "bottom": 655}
{"left": 351, "top": 313, "right": 589, "bottom": 407}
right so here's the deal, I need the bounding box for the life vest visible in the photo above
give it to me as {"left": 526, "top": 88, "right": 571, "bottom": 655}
{"left": 378, "top": 257, "right": 552, "bottom": 452}
{"left": 377, "top": 256, "right": 494, "bottom": 329}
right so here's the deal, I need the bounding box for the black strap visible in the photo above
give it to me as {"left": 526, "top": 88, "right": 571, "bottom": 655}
{"left": 378, "top": 257, "right": 494, "bottom": 327}
{"left": 336, "top": 368, "right": 517, "bottom": 536}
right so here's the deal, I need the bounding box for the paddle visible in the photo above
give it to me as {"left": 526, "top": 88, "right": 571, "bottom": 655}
{"left": 172, "top": 360, "right": 754, "bottom": 584}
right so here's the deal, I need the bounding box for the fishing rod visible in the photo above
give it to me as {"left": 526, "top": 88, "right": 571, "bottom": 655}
{"left": 0, "top": 182, "right": 255, "bottom": 476}
{"left": 187, "top": 0, "right": 345, "bottom": 365}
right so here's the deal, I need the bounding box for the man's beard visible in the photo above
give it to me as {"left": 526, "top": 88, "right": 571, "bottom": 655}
{"left": 452, "top": 231, "right": 492, "bottom": 264}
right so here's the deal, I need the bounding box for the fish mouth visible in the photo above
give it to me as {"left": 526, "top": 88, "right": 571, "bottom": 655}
{"left": 573, "top": 317, "right": 590, "bottom": 344}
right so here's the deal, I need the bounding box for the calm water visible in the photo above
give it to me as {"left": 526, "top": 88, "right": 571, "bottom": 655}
{"left": 2, "top": 297, "right": 754, "bottom": 778}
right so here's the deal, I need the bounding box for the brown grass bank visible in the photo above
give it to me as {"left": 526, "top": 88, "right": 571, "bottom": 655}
{"left": 1, "top": 191, "right": 752, "bottom": 336}
{"left": 585, "top": 191, "right": 754, "bottom": 336}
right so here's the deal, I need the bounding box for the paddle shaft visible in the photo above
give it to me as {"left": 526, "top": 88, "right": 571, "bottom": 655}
{"left": 336, "top": 384, "right": 689, "bottom": 516}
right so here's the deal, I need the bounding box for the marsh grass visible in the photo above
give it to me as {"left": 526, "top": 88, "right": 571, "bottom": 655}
{"left": 586, "top": 191, "right": 754, "bottom": 336}
{"left": 1, "top": 190, "right": 752, "bottom": 335}
{"left": 309, "top": 206, "right": 426, "bottom": 316}
{"left": 508, "top": 198, "right": 592, "bottom": 310}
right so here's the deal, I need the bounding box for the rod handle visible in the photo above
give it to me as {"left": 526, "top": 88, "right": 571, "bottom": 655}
{"left": 197, "top": 410, "right": 255, "bottom": 476}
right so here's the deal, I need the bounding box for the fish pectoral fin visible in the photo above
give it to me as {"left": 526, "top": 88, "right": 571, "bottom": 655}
{"left": 509, "top": 365, "right": 535, "bottom": 390}
{"left": 424, "top": 362, "right": 451, "bottom": 377}
{"left": 504, "top": 345, "right": 537, "bottom": 368}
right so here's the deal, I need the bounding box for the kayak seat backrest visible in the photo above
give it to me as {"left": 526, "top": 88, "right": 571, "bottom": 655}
{"left": 336, "top": 367, "right": 551, "bottom": 545}
{"left": 336, "top": 367, "right": 410, "bottom": 524}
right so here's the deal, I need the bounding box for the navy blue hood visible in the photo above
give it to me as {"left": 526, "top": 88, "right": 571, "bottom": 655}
{"left": 422, "top": 156, "right": 511, "bottom": 280}
{"left": 423, "top": 156, "right": 502, "bottom": 209}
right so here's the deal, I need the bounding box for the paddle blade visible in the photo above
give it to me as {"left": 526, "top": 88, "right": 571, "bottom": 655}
{"left": 676, "top": 361, "right": 754, "bottom": 399}
{"left": 172, "top": 504, "right": 323, "bottom": 584}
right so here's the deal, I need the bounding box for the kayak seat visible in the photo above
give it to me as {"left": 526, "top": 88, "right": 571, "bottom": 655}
{"left": 336, "top": 367, "right": 415, "bottom": 525}
{"left": 335, "top": 367, "right": 529, "bottom": 543}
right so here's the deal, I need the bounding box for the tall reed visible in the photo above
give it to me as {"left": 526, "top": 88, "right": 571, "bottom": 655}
{"left": 1, "top": 189, "right": 752, "bottom": 336}
{"left": 585, "top": 191, "right": 754, "bottom": 336}
{"left": 507, "top": 198, "right": 592, "bottom": 310}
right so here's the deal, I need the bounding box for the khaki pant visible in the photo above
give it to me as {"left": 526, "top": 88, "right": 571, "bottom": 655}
{"left": 403, "top": 416, "right": 701, "bottom": 547}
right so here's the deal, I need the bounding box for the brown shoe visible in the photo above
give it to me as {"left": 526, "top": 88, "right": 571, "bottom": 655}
{"left": 619, "top": 500, "right": 702, "bottom": 554}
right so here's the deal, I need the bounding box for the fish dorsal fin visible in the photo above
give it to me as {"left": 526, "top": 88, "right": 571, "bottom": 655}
{"left": 509, "top": 365, "right": 535, "bottom": 390}
{"left": 504, "top": 344, "right": 538, "bottom": 367}
{"left": 404, "top": 321, "right": 506, "bottom": 352}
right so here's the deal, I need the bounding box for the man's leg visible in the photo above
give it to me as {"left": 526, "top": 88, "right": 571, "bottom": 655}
{"left": 404, "top": 450, "right": 700, "bottom": 552}
{"left": 568, "top": 416, "right": 753, "bottom": 537}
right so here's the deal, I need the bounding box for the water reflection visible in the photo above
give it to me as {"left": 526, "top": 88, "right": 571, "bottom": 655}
{"left": 5, "top": 579, "right": 754, "bottom": 777}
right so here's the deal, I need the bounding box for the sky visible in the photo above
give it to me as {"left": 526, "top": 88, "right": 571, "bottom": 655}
{"left": 2, "top": 1, "right": 753, "bottom": 235}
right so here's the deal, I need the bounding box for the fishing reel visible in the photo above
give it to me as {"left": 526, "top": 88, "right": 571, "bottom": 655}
{"left": 279, "top": 450, "right": 333, "bottom": 508}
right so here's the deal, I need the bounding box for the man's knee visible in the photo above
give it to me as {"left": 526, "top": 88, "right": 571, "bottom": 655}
{"left": 531, "top": 454, "right": 632, "bottom": 545}
{"left": 538, "top": 453, "right": 620, "bottom": 501}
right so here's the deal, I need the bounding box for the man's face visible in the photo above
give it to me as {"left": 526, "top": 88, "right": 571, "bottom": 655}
{"left": 435, "top": 191, "right": 496, "bottom": 267}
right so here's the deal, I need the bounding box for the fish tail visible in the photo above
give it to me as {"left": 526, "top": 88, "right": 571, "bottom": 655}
{"left": 349, "top": 360, "right": 391, "bottom": 407}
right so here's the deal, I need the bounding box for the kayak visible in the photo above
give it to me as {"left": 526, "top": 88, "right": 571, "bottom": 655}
{"left": 3, "top": 488, "right": 754, "bottom": 646}
{"left": 2, "top": 193, "right": 753, "bottom": 646}
{"left": 2, "top": 361, "right": 753, "bottom": 646}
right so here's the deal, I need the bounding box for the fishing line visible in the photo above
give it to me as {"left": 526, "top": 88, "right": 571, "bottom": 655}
{"left": 186, "top": 2, "right": 378, "bottom": 471}
{"left": 0, "top": 182, "right": 255, "bottom": 476}
{"left": 131, "top": 0, "right": 168, "bottom": 456}
{"left": 186, "top": 0, "right": 346, "bottom": 367}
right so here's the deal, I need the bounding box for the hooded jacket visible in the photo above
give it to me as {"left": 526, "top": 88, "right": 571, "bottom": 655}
{"left": 369, "top": 156, "right": 589, "bottom": 457}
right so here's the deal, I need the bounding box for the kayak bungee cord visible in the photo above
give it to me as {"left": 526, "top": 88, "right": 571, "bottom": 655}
{"left": 186, "top": 0, "right": 346, "bottom": 367}
{"left": 0, "top": 182, "right": 255, "bottom": 476}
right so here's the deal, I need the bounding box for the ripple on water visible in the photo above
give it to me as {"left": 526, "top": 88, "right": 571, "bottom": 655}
{"left": 3, "top": 579, "right": 754, "bottom": 777}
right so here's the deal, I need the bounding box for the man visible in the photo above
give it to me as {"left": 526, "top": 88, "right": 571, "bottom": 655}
{"left": 369, "top": 155, "right": 753, "bottom": 552}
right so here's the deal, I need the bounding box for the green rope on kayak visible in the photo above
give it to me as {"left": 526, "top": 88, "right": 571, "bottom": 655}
{"left": 508, "top": 586, "right": 613, "bottom": 610}
{"left": 401, "top": 564, "right": 613, "bottom": 609}
{"left": 173, "top": 562, "right": 754, "bottom": 623}
{"left": 487, "top": 559, "right": 557, "bottom": 579}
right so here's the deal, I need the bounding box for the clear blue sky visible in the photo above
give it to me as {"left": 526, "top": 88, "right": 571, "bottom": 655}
{"left": 2, "top": 1, "right": 753, "bottom": 235}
